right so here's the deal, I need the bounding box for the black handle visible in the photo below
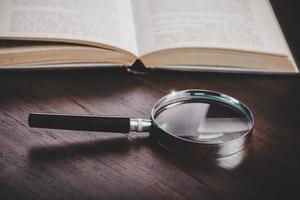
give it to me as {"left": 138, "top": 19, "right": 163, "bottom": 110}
{"left": 28, "top": 113, "right": 130, "bottom": 133}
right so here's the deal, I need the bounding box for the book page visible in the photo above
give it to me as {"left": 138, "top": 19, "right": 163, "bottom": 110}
{"left": 132, "top": 0, "right": 290, "bottom": 57}
{"left": 0, "top": 0, "right": 138, "bottom": 55}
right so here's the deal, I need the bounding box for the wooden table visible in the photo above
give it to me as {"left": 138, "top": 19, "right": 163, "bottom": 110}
{"left": 0, "top": 1, "right": 299, "bottom": 200}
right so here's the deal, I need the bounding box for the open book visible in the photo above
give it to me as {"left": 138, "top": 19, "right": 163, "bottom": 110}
{"left": 0, "top": 0, "right": 298, "bottom": 73}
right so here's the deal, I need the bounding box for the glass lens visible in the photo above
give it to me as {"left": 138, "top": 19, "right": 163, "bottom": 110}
{"left": 154, "top": 100, "right": 251, "bottom": 144}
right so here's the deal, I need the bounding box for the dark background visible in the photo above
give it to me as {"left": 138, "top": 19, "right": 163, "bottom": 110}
{"left": 0, "top": 1, "right": 299, "bottom": 200}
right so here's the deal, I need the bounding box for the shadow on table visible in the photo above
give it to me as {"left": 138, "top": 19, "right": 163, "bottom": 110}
{"left": 28, "top": 126, "right": 252, "bottom": 171}
{"left": 28, "top": 135, "right": 148, "bottom": 162}
{"left": 145, "top": 135, "right": 253, "bottom": 171}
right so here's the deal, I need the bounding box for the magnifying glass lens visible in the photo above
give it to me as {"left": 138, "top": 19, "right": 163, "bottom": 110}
{"left": 154, "top": 100, "right": 251, "bottom": 144}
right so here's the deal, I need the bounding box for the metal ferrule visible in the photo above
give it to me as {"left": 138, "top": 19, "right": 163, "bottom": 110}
{"left": 130, "top": 119, "right": 152, "bottom": 132}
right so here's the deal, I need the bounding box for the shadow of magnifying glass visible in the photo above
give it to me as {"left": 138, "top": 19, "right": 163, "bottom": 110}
{"left": 28, "top": 132, "right": 251, "bottom": 173}
{"left": 28, "top": 134, "right": 149, "bottom": 162}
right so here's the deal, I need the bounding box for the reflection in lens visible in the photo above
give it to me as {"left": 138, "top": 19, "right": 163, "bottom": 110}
{"left": 154, "top": 101, "right": 251, "bottom": 144}
{"left": 215, "top": 147, "right": 248, "bottom": 170}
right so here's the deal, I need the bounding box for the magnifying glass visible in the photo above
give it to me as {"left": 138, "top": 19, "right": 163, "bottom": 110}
{"left": 28, "top": 89, "right": 254, "bottom": 158}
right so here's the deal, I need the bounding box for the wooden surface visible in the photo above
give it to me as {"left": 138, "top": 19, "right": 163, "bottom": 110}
{"left": 1, "top": 1, "right": 300, "bottom": 200}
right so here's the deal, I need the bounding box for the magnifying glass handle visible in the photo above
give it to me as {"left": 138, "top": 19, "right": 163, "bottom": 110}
{"left": 29, "top": 113, "right": 151, "bottom": 133}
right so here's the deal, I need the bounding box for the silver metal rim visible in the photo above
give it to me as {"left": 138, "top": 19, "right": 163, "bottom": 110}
{"left": 150, "top": 89, "right": 254, "bottom": 157}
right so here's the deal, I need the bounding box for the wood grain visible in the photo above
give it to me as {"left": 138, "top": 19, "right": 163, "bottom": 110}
{"left": 0, "top": 1, "right": 300, "bottom": 200}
